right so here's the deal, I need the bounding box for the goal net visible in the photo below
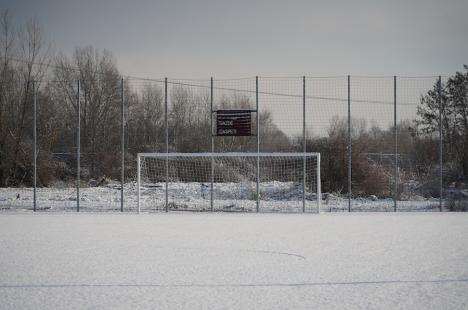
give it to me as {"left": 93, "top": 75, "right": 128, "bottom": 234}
{"left": 137, "top": 153, "right": 321, "bottom": 213}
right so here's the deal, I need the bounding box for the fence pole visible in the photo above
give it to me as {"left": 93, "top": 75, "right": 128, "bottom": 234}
{"left": 256, "top": 76, "right": 260, "bottom": 212}
{"left": 137, "top": 154, "right": 140, "bottom": 214}
{"left": 438, "top": 75, "right": 443, "bottom": 211}
{"left": 33, "top": 80, "right": 37, "bottom": 212}
{"left": 302, "top": 76, "right": 306, "bottom": 213}
{"left": 76, "top": 79, "right": 80, "bottom": 212}
{"left": 394, "top": 76, "right": 397, "bottom": 212}
{"left": 165, "top": 77, "right": 168, "bottom": 212}
{"left": 210, "top": 77, "right": 214, "bottom": 212}
{"left": 317, "top": 153, "right": 321, "bottom": 213}
{"left": 347, "top": 75, "right": 351, "bottom": 212}
{"left": 120, "top": 78, "right": 124, "bottom": 212}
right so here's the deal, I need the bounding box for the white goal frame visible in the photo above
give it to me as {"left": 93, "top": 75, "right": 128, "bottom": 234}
{"left": 137, "top": 152, "right": 321, "bottom": 213}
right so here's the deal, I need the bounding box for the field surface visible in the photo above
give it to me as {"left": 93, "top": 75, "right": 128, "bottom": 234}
{"left": 0, "top": 213, "right": 467, "bottom": 309}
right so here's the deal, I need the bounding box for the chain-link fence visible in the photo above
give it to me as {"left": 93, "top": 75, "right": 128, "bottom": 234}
{"left": 1, "top": 75, "right": 466, "bottom": 212}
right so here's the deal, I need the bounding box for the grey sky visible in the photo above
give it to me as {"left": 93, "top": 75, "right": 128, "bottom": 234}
{"left": 5, "top": 0, "right": 468, "bottom": 78}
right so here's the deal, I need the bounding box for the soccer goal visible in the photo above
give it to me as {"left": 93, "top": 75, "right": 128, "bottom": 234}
{"left": 137, "top": 152, "right": 321, "bottom": 213}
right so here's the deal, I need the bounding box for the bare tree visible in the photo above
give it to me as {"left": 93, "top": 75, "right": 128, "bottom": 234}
{"left": 169, "top": 85, "right": 211, "bottom": 152}
{"left": 126, "top": 82, "right": 164, "bottom": 152}
{"left": 0, "top": 11, "right": 50, "bottom": 186}
{"left": 0, "top": 9, "right": 16, "bottom": 185}
{"left": 52, "top": 46, "right": 121, "bottom": 180}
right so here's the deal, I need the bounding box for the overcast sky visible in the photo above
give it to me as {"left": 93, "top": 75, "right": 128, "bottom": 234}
{"left": 4, "top": 0, "right": 468, "bottom": 78}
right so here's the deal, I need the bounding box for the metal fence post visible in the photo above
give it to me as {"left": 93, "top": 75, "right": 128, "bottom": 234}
{"left": 438, "top": 75, "right": 443, "bottom": 211}
{"left": 348, "top": 75, "right": 351, "bottom": 212}
{"left": 33, "top": 80, "right": 37, "bottom": 212}
{"left": 302, "top": 76, "right": 306, "bottom": 213}
{"left": 317, "top": 153, "right": 321, "bottom": 213}
{"left": 210, "top": 77, "right": 214, "bottom": 212}
{"left": 165, "top": 77, "right": 169, "bottom": 212}
{"left": 137, "top": 154, "right": 141, "bottom": 213}
{"left": 76, "top": 79, "right": 80, "bottom": 212}
{"left": 256, "top": 76, "right": 260, "bottom": 212}
{"left": 121, "top": 78, "right": 124, "bottom": 212}
{"left": 394, "top": 76, "right": 398, "bottom": 212}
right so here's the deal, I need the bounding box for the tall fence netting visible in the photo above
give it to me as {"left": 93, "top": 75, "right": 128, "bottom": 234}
{"left": 1, "top": 75, "right": 465, "bottom": 212}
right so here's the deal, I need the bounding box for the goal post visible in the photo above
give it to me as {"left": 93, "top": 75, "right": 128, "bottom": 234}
{"left": 137, "top": 152, "right": 321, "bottom": 213}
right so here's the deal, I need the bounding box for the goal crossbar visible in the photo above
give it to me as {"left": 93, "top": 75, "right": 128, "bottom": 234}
{"left": 138, "top": 152, "right": 320, "bottom": 157}
{"left": 137, "top": 152, "right": 321, "bottom": 213}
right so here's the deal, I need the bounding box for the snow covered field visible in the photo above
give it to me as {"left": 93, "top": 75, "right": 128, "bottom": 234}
{"left": 0, "top": 213, "right": 467, "bottom": 309}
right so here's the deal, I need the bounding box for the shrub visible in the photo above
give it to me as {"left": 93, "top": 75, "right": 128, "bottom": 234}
{"left": 445, "top": 189, "right": 468, "bottom": 211}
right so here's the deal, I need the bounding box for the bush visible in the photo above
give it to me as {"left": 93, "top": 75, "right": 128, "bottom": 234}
{"left": 445, "top": 189, "right": 468, "bottom": 211}
{"left": 446, "top": 198, "right": 468, "bottom": 211}
{"left": 359, "top": 164, "right": 389, "bottom": 197}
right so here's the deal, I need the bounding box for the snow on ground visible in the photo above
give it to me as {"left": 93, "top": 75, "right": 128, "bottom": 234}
{"left": 0, "top": 213, "right": 467, "bottom": 309}
{"left": 0, "top": 181, "right": 442, "bottom": 213}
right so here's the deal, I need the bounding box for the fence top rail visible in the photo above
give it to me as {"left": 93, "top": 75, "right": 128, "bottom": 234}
{"left": 138, "top": 152, "right": 320, "bottom": 158}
